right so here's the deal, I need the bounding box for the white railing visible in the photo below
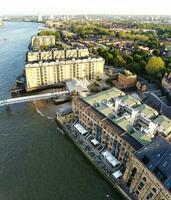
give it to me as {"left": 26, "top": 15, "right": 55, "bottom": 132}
{"left": 0, "top": 91, "right": 69, "bottom": 107}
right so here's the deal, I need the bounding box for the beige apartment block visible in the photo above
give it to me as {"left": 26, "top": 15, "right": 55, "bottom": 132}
{"left": 40, "top": 51, "right": 53, "bottom": 61}
{"left": 78, "top": 48, "right": 89, "bottom": 57}
{"left": 31, "top": 35, "right": 56, "bottom": 50}
{"left": 25, "top": 57, "right": 104, "bottom": 91}
{"left": 65, "top": 49, "right": 78, "bottom": 58}
{"left": 57, "top": 60, "right": 75, "bottom": 82}
{"left": 53, "top": 49, "right": 65, "bottom": 60}
{"left": 27, "top": 52, "right": 40, "bottom": 62}
{"left": 25, "top": 63, "right": 42, "bottom": 90}
{"left": 41, "top": 61, "right": 58, "bottom": 86}
{"left": 27, "top": 48, "right": 89, "bottom": 62}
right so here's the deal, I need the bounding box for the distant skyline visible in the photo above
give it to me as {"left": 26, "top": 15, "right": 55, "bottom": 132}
{"left": 0, "top": 0, "right": 171, "bottom": 15}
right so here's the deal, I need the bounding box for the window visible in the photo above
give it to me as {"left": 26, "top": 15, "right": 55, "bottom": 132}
{"left": 137, "top": 182, "right": 144, "bottom": 191}
{"left": 146, "top": 192, "right": 153, "bottom": 200}
{"left": 142, "top": 177, "right": 147, "bottom": 182}
{"left": 152, "top": 188, "right": 156, "bottom": 193}
{"left": 126, "top": 167, "right": 137, "bottom": 187}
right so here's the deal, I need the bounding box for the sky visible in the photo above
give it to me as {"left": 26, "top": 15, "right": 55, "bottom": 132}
{"left": 0, "top": 0, "right": 171, "bottom": 15}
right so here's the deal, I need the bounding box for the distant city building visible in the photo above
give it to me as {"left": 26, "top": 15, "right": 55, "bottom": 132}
{"left": 123, "top": 136, "right": 171, "bottom": 200}
{"left": 31, "top": 35, "right": 56, "bottom": 51}
{"left": 25, "top": 57, "right": 104, "bottom": 91}
{"left": 38, "top": 14, "right": 42, "bottom": 22}
{"left": 50, "top": 14, "right": 54, "bottom": 20}
{"left": 45, "top": 20, "right": 62, "bottom": 28}
{"left": 27, "top": 48, "right": 89, "bottom": 62}
{"left": 0, "top": 18, "right": 4, "bottom": 26}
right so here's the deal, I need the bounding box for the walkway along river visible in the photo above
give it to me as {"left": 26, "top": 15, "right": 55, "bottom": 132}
{"left": 0, "top": 22, "right": 123, "bottom": 200}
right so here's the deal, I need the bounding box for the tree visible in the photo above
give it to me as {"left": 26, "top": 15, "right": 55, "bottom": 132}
{"left": 139, "top": 60, "right": 146, "bottom": 68}
{"left": 132, "top": 63, "right": 141, "bottom": 74}
{"left": 134, "top": 54, "right": 142, "bottom": 62}
{"left": 38, "top": 30, "right": 61, "bottom": 41}
{"left": 116, "top": 55, "right": 126, "bottom": 67}
{"left": 152, "top": 49, "right": 160, "bottom": 56}
{"left": 126, "top": 56, "right": 133, "bottom": 64}
{"left": 145, "top": 56, "right": 165, "bottom": 75}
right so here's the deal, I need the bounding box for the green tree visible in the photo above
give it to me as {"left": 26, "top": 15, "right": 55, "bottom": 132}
{"left": 134, "top": 54, "right": 142, "bottom": 62}
{"left": 145, "top": 56, "right": 165, "bottom": 75}
{"left": 126, "top": 56, "right": 133, "bottom": 64}
{"left": 38, "top": 30, "right": 61, "bottom": 41}
{"left": 152, "top": 49, "right": 160, "bottom": 56}
{"left": 132, "top": 63, "right": 141, "bottom": 74}
{"left": 139, "top": 60, "right": 146, "bottom": 68}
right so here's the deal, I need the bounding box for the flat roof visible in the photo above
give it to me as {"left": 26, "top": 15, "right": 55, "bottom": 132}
{"left": 74, "top": 123, "right": 88, "bottom": 135}
{"left": 120, "top": 95, "right": 141, "bottom": 107}
{"left": 56, "top": 105, "right": 72, "bottom": 116}
{"left": 85, "top": 87, "right": 124, "bottom": 106}
{"left": 112, "top": 170, "right": 123, "bottom": 179}
{"left": 136, "top": 104, "right": 158, "bottom": 119}
{"left": 82, "top": 87, "right": 171, "bottom": 148}
{"left": 113, "top": 117, "right": 132, "bottom": 133}
{"left": 131, "top": 130, "right": 151, "bottom": 146}
{"left": 153, "top": 115, "right": 171, "bottom": 134}
{"left": 102, "top": 150, "right": 120, "bottom": 167}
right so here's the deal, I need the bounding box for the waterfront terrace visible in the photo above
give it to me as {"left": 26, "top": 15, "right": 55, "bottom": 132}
{"left": 72, "top": 87, "right": 171, "bottom": 166}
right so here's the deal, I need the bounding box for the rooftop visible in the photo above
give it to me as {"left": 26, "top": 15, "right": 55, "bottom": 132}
{"left": 153, "top": 115, "right": 171, "bottom": 135}
{"left": 136, "top": 104, "right": 158, "bottom": 119}
{"left": 120, "top": 95, "right": 140, "bottom": 107}
{"left": 135, "top": 136, "right": 171, "bottom": 192}
{"left": 26, "top": 56, "right": 104, "bottom": 67}
{"left": 85, "top": 87, "right": 124, "bottom": 106}
{"left": 56, "top": 105, "right": 72, "bottom": 116}
{"left": 83, "top": 87, "right": 171, "bottom": 147}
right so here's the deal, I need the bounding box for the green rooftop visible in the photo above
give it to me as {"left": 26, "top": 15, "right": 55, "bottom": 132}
{"left": 83, "top": 87, "right": 171, "bottom": 147}
{"left": 153, "top": 115, "right": 171, "bottom": 135}
{"left": 113, "top": 117, "right": 132, "bottom": 132}
{"left": 96, "top": 104, "right": 116, "bottom": 120}
{"left": 131, "top": 130, "right": 152, "bottom": 146}
{"left": 120, "top": 95, "right": 141, "bottom": 107}
{"left": 85, "top": 87, "right": 124, "bottom": 106}
{"left": 136, "top": 104, "right": 158, "bottom": 119}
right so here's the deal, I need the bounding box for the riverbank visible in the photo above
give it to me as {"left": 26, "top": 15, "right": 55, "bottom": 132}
{"left": 61, "top": 124, "right": 134, "bottom": 200}
{"left": 33, "top": 99, "right": 71, "bottom": 119}
{"left": 0, "top": 21, "right": 124, "bottom": 200}
{"left": 32, "top": 95, "right": 133, "bottom": 200}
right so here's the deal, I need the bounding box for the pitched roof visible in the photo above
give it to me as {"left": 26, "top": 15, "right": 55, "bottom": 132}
{"left": 135, "top": 136, "right": 171, "bottom": 191}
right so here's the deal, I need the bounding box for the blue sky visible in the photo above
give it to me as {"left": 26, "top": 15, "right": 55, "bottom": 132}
{"left": 0, "top": 0, "right": 171, "bottom": 15}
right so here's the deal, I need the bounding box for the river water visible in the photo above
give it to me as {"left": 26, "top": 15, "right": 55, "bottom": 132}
{"left": 0, "top": 22, "right": 122, "bottom": 200}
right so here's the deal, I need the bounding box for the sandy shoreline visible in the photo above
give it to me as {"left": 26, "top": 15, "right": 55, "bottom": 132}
{"left": 33, "top": 99, "right": 71, "bottom": 119}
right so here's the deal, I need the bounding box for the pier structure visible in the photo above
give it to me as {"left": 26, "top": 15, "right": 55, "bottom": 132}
{"left": 0, "top": 91, "right": 69, "bottom": 107}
